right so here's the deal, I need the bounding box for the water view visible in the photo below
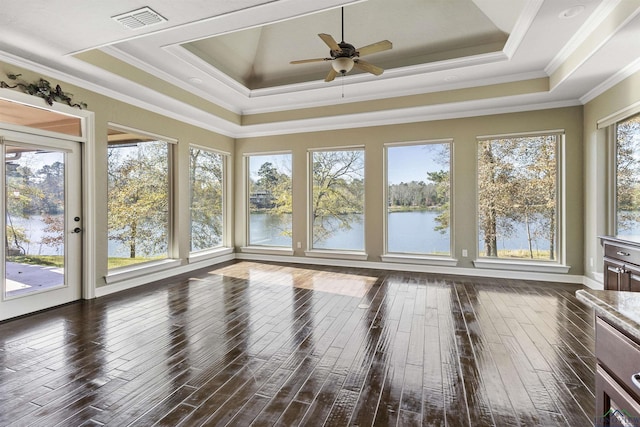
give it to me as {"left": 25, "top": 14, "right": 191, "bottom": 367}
{"left": 249, "top": 210, "right": 553, "bottom": 256}
{"left": 15, "top": 210, "right": 555, "bottom": 258}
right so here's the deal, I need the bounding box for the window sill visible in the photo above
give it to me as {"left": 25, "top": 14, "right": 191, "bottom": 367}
{"left": 188, "top": 247, "right": 234, "bottom": 264}
{"left": 381, "top": 253, "right": 458, "bottom": 267}
{"left": 105, "top": 258, "right": 183, "bottom": 284}
{"left": 472, "top": 258, "right": 570, "bottom": 274}
{"left": 305, "top": 249, "right": 368, "bottom": 261}
{"left": 240, "top": 246, "right": 294, "bottom": 256}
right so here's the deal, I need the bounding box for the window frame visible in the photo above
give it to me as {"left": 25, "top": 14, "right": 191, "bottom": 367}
{"left": 241, "top": 150, "right": 294, "bottom": 255}
{"left": 305, "top": 146, "right": 367, "bottom": 261}
{"left": 381, "top": 139, "right": 457, "bottom": 266}
{"left": 610, "top": 112, "right": 640, "bottom": 236}
{"left": 188, "top": 144, "right": 228, "bottom": 256}
{"left": 105, "top": 123, "right": 179, "bottom": 282}
{"left": 473, "top": 130, "right": 569, "bottom": 273}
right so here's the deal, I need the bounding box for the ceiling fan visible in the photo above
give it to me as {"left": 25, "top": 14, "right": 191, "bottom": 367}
{"left": 290, "top": 8, "right": 392, "bottom": 82}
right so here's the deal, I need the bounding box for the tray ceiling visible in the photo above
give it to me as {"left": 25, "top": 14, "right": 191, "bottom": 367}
{"left": 1, "top": 0, "right": 639, "bottom": 137}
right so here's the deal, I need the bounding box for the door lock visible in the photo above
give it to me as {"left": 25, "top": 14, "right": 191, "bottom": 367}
{"left": 72, "top": 227, "right": 82, "bottom": 233}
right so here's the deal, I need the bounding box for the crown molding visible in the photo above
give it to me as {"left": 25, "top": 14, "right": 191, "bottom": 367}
{"left": 581, "top": 56, "right": 640, "bottom": 104}
{"left": 502, "top": 0, "right": 544, "bottom": 58}
{"left": 234, "top": 95, "right": 581, "bottom": 138}
{"left": 103, "top": 45, "right": 245, "bottom": 115}
{"left": 0, "top": 47, "right": 581, "bottom": 139}
{"left": 545, "top": 0, "right": 621, "bottom": 76}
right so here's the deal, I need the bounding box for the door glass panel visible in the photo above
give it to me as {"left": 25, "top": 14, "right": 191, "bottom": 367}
{"left": 5, "top": 145, "right": 66, "bottom": 298}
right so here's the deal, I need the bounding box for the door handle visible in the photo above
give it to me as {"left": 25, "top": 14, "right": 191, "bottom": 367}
{"left": 71, "top": 227, "right": 82, "bottom": 233}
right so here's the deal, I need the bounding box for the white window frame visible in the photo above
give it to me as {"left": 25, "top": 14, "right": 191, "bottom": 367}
{"left": 608, "top": 111, "right": 640, "bottom": 236}
{"left": 305, "top": 146, "right": 367, "bottom": 261}
{"left": 473, "top": 130, "right": 569, "bottom": 274}
{"left": 241, "top": 150, "right": 294, "bottom": 256}
{"left": 105, "top": 123, "right": 180, "bottom": 283}
{"left": 188, "top": 144, "right": 231, "bottom": 260}
{"left": 381, "top": 139, "right": 457, "bottom": 267}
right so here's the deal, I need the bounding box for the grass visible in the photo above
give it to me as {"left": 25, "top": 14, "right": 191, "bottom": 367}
{"left": 479, "top": 249, "right": 554, "bottom": 260}
{"left": 7, "top": 255, "right": 64, "bottom": 267}
{"left": 8, "top": 255, "right": 166, "bottom": 270}
{"left": 108, "top": 257, "right": 164, "bottom": 270}
{"left": 388, "top": 206, "right": 440, "bottom": 213}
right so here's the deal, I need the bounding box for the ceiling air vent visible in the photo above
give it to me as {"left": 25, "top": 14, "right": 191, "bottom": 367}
{"left": 112, "top": 7, "right": 166, "bottom": 30}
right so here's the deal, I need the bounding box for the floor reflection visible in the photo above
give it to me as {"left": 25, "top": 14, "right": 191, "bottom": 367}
{"left": 215, "top": 261, "right": 377, "bottom": 297}
{"left": 0, "top": 261, "right": 595, "bottom": 426}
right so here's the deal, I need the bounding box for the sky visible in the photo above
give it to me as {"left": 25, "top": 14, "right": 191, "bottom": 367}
{"left": 249, "top": 153, "right": 292, "bottom": 179}
{"left": 246, "top": 144, "right": 449, "bottom": 183}
{"left": 386, "top": 143, "right": 449, "bottom": 184}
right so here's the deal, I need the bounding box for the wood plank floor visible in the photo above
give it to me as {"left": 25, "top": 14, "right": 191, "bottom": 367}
{"left": 0, "top": 260, "right": 596, "bottom": 426}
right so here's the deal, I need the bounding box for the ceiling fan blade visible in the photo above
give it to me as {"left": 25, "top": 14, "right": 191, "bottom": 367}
{"left": 324, "top": 68, "right": 338, "bottom": 82}
{"left": 318, "top": 33, "right": 342, "bottom": 52}
{"left": 356, "top": 40, "right": 392, "bottom": 57}
{"left": 290, "top": 58, "right": 331, "bottom": 64}
{"left": 354, "top": 59, "right": 384, "bottom": 76}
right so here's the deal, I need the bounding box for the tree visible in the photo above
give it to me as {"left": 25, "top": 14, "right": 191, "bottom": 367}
{"left": 41, "top": 214, "right": 64, "bottom": 254}
{"left": 5, "top": 160, "right": 43, "bottom": 255}
{"left": 505, "top": 137, "right": 556, "bottom": 259}
{"left": 108, "top": 141, "right": 168, "bottom": 259}
{"left": 36, "top": 161, "right": 64, "bottom": 214}
{"left": 311, "top": 150, "right": 364, "bottom": 244}
{"left": 477, "top": 139, "right": 518, "bottom": 257}
{"left": 616, "top": 114, "right": 640, "bottom": 233}
{"left": 190, "top": 148, "right": 223, "bottom": 251}
{"left": 477, "top": 136, "right": 557, "bottom": 259}
{"left": 427, "top": 170, "right": 450, "bottom": 233}
{"left": 256, "top": 162, "right": 279, "bottom": 199}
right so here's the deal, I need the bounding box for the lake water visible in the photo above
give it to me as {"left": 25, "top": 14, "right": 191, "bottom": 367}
{"left": 6, "top": 215, "right": 64, "bottom": 256}
{"left": 249, "top": 210, "right": 553, "bottom": 255}
{"left": 12, "top": 210, "right": 554, "bottom": 258}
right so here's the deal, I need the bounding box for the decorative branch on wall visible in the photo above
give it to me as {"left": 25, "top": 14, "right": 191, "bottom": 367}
{"left": 0, "top": 73, "right": 87, "bottom": 109}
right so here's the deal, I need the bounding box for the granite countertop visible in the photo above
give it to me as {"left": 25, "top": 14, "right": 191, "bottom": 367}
{"left": 576, "top": 289, "right": 640, "bottom": 341}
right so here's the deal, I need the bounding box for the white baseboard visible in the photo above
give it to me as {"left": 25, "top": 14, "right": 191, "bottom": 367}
{"left": 235, "top": 252, "right": 586, "bottom": 284}
{"left": 583, "top": 273, "right": 604, "bottom": 290}
{"left": 94, "top": 253, "right": 235, "bottom": 297}
{"left": 93, "top": 251, "right": 603, "bottom": 299}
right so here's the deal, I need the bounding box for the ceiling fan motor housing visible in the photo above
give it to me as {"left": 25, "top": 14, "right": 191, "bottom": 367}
{"left": 331, "top": 42, "right": 357, "bottom": 59}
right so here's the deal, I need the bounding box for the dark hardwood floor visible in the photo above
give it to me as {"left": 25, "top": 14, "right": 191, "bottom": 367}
{"left": 0, "top": 261, "right": 596, "bottom": 426}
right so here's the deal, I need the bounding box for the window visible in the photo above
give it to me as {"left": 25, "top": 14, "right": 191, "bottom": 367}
{"left": 107, "top": 127, "right": 172, "bottom": 269}
{"left": 615, "top": 113, "right": 640, "bottom": 236}
{"left": 190, "top": 146, "right": 225, "bottom": 252}
{"left": 477, "top": 133, "right": 560, "bottom": 261}
{"left": 0, "top": 98, "right": 82, "bottom": 137}
{"left": 310, "top": 148, "right": 364, "bottom": 251}
{"left": 247, "top": 153, "right": 292, "bottom": 247}
{"left": 386, "top": 141, "right": 451, "bottom": 256}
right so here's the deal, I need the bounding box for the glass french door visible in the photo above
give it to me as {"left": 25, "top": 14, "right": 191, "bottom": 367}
{"left": 1, "top": 133, "right": 82, "bottom": 321}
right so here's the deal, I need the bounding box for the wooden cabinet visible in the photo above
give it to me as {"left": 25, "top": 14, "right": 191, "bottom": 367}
{"left": 595, "top": 317, "right": 640, "bottom": 424}
{"left": 601, "top": 236, "right": 640, "bottom": 291}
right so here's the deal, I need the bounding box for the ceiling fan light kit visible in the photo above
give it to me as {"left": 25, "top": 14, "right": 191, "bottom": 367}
{"left": 332, "top": 57, "right": 354, "bottom": 74}
{"left": 290, "top": 7, "right": 392, "bottom": 82}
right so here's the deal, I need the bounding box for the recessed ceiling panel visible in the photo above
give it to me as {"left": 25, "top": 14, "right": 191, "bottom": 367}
{"left": 182, "top": 0, "right": 523, "bottom": 90}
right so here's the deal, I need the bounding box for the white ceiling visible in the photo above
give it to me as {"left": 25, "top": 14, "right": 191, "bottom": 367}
{"left": 0, "top": 0, "right": 639, "bottom": 138}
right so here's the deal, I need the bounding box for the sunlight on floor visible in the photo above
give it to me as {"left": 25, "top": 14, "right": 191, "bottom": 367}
{"left": 209, "top": 262, "right": 376, "bottom": 298}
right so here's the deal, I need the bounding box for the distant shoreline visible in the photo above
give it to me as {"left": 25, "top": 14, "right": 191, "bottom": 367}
{"left": 388, "top": 206, "right": 442, "bottom": 213}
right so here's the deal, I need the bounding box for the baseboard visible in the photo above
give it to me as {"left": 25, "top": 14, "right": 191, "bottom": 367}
{"left": 94, "top": 251, "right": 603, "bottom": 298}
{"left": 235, "top": 252, "right": 586, "bottom": 284}
{"left": 583, "top": 273, "right": 604, "bottom": 290}
{"left": 94, "top": 253, "right": 235, "bottom": 297}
